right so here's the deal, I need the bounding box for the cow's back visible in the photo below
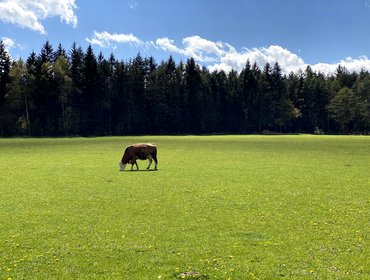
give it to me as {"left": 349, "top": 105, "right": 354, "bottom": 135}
{"left": 132, "top": 143, "right": 156, "bottom": 159}
{"left": 132, "top": 143, "right": 156, "bottom": 148}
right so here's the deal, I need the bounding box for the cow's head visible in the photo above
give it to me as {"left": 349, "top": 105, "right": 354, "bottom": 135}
{"left": 119, "top": 161, "right": 127, "bottom": 171}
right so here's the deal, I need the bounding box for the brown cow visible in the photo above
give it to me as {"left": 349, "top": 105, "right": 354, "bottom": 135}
{"left": 119, "top": 143, "right": 158, "bottom": 171}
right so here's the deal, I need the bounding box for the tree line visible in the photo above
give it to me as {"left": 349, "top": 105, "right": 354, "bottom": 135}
{"left": 0, "top": 40, "right": 369, "bottom": 136}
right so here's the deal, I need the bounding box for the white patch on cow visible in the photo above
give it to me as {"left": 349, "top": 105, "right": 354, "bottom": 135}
{"left": 119, "top": 161, "right": 126, "bottom": 171}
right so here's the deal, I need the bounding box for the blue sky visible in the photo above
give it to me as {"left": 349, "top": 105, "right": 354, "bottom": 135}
{"left": 1, "top": 0, "right": 370, "bottom": 74}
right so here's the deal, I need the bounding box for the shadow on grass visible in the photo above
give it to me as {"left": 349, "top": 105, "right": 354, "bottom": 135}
{"left": 119, "top": 169, "right": 158, "bottom": 172}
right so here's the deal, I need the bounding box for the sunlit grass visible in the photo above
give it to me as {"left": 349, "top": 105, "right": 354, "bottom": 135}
{"left": 0, "top": 135, "right": 369, "bottom": 279}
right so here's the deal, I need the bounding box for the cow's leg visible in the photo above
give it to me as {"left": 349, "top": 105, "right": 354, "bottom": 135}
{"left": 153, "top": 154, "right": 158, "bottom": 170}
{"left": 134, "top": 161, "right": 139, "bottom": 170}
{"left": 147, "top": 155, "right": 153, "bottom": 170}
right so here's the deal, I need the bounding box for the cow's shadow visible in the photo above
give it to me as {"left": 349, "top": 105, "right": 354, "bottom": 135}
{"left": 120, "top": 169, "right": 158, "bottom": 172}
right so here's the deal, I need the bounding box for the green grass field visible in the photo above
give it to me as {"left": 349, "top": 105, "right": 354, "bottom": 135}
{"left": 0, "top": 135, "right": 369, "bottom": 279}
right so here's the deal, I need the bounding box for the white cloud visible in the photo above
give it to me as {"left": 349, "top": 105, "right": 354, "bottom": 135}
{"left": 86, "top": 31, "right": 143, "bottom": 48}
{"left": 311, "top": 56, "right": 370, "bottom": 74}
{"left": 0, "top": 0, "right": 45, "bottom": 33}
{"left": 156, "top": 37, "right": 183, "bottom": 53}
{"left": 156, "top": 36, "right": 232, "bottom": 63}
{"left": 0, "top": 0, "right": 77, "bottom": 34}
{"left": 2, "top": 36, "right": 15, "bottom": 50}
{"left": 209, "top": 45, "right": 306, "bottom": 74}
{"left": 154, "top": 37, "right": 307, "bottom": 73}
{"left": 154, "top": 37, "right": 370, "bottom": 75}
{"left": 154, "top": 37, "right": 305, "bottom": 71}
{"left": 86, "top": 31, "right": 370, "bottom": 75}
{"left": 181, "top": 36, "right": 229, "bottom": 62}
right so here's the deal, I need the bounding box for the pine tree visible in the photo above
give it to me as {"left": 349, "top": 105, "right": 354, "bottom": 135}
{"left": 258, "top": 63, "right": 272, "bottom": 132}
{"left": 239, "top": 61, "right": 260, "bottom": 132}
{"left": 81, "top": 45, "right": 98, "bottom": 135}
{"left": 24, "top": 52, "right": 38, "bottom": 136}
{"left": 68, "top": 42, "right": 84, "bottom": 134}
{"left": 164, "top": 56, "right": 182, "bottom": 133}
{"left": 111, "top": 59, "right": 129, "bottom": 134}
{"left": 53, "top": 55, "right": 72, "bottom": 135}
{"left": 286, "top": 71, "right": 303, "bottom": 132}
{"left": 0, "top": 40, "right": 11, "bottom": 135}
{"left": 269, "top": 62, "right": 293, "bottom": 132}
{"left": 39, "top": 40, "right": 55, "bottom": 64}
{"left": 30, "top": 41, "right": 61, "bottom": 135}
{"left": 146, "top": 57, "right": 169, "bottom": 134}
{"left": 184, "top": 58, "right": 202, "bottom": 133}
{"left": 55, "top": 43, "right": 67, "bottom": 59}
{"left": 335, "top": 65, "right": 357, "bottom": 89}
{"left": 97, "top": 52, "right": 116, "bottom": 135}
{"left": 226, "top": 69, "right": 240, "bottom": 132}
{"left": 209, "top": 70, "right": 229, "bottom": 132}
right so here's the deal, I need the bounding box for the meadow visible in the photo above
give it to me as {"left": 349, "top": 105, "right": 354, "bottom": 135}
{"left": 0, "top": 135, "right": 369, "bottom": 279}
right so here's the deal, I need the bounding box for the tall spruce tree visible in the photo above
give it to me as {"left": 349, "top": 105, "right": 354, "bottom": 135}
{"left": 258, "top": 63, "right": 272, "bottom": 132}
{"left": 39, "top": 40, "right": 55, "bottom": 64}
{"left": 142, "top": 56, "right": 158, "bottom": 134}
{"left": 239, "top": 61, "right": 260, "bottom": 132}
{"left": 53, "top": 55, "right": 72, "bottom": 135}
{"left": 32, "top": 41, "right": 60, "bottom": 135}
{"left": 164, "top": 56, "right": 182, "bottom": 133}
{"left": 96, "top": 53, "right": 116, "bottom": 135}
{"left": 128, "top": 53, "right": 146, "bottom": 134}
{"left": 286, "top": 71, "right": 303, "bottom": 132}
{"left": 210, "top": 70, "right": 229, "bottom": 132}
{"left": 68, "top": 42, "right": 84, "bottom": 134}
{"left": 55, "top": 43, "right": 67, "bottom": 59}
{"left": 0, "top": 40, "right": 11, "bottom": 135}
{"left": 25, "top": 52, "right": 38, "bottom": 136}
{"left": 81, "top": 45, "right": 98, "bottom": 135}
{"left": 111, "top": 59, "right": 129, "bottom": 134}
{"left": 269, "top": 62, "right": 293, "bottom": 132}
{"left": 227, "top": 69, "right": 240, "bottom": 132}
{"left": 96, "top": 51, "right": 112, "bottom": 135}
{"left": 184, "top": 58, "right": 202, "bottom": 133}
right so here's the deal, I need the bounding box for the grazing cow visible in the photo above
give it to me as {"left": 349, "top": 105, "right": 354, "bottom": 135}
{"left": 119, "top": 143, "right": 158, "bottom": 171}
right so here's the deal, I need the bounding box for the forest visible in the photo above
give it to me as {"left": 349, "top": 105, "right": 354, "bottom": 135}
{"left": 0, "top": 40, "right": 369, "bottom": 136}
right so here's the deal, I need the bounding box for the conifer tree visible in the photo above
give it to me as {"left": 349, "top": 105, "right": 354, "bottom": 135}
{"left": 68, "top": 42, "right": 84, "bottom": 134}
{"left": 0, "top": 40, "right": 11, "bottom": 135}
{"left": 81, "top": 45, "right": 98, "bottom": 135}
{"left": 53, "top": 55, "right": 72, "bottom": 135}
{"left": 184, "top": 58, "right": 202, "bottom": 133}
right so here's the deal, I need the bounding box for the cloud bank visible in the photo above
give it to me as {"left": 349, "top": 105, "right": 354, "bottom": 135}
{"left": 0, "top": 0, "right": 77, "bottom": 34}
{"left": 86, "top": 31, "right": 370, "bottom": 75}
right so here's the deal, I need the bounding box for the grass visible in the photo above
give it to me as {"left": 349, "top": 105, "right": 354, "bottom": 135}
{"left": 0, "top": 135, "right": 369, "bottom": 279}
